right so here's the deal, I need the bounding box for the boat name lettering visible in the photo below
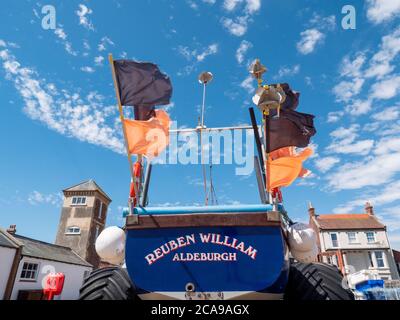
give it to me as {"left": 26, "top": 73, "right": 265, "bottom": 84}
{"left": 144, "top": 233, "right": 257, "bottom": 265}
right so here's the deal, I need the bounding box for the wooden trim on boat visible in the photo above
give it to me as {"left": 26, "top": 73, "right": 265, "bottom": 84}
{"left": 126, "top": 212, "right": 281, "bottom": 229}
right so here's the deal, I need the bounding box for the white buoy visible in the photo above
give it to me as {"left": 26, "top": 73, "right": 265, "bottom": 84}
{"left": 288, "top": 223, "right": 318, "bottom": 263}
{"left": 95, "top": 226, "right": 126, "bottom": 265}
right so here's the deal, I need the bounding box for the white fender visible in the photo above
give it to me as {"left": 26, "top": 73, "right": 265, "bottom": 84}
{"left": 95, "top": 226, "right": 126, "bottom": 265}
{"left": 288, "top": 223, "right": 318, "bottom": 263}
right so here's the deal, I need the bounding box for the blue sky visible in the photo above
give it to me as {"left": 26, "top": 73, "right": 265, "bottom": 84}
{"left": 1, "top": 0, "right": 400, "bottom": 248}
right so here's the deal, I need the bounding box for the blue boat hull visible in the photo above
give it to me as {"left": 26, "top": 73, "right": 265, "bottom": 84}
{"left": 125, "top": 224, "right": 289, "bottom": 300}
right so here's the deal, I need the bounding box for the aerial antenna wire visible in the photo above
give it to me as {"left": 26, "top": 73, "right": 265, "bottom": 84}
{"left": 198, "top": 72, "right": 213, "bottom": 206}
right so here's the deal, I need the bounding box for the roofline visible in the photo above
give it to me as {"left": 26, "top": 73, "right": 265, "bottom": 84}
{"left": 319, "top": 227, "right": 386, "bottom": 231}
{"left": 0, "top": 228, "right": 23, "bottom": 248}
{"left": 62, "top": 179, "right": 112, "bottom": 202}
{"left": 13, "top": 234, "right": 92, "bottom": 267}
{"left": 21, "top": 254, "right": 93, "bottom": 268}
{"left": 14, "top": 234, "right": 77, "bottom": 250}
{"left": 324, "top": 247, "right": 390, "bottom": 251}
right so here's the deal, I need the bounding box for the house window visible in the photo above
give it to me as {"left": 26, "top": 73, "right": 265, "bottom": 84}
{"left": 98, "top": 201, "right": 103, "bottom": 219}
{"left": 95, "top": 225, "right": 101, "bottom": 239}
{"left": 366, "top": 232, "right": 376, "bottom": 243}
{"left": 330, "top": 233, "right": 339, "bottom": 247}
{"left": 368, "top": 251, "right": 374, "bottom": 267}
{"left": 347, "top": 232, "right": 357, "bottom": 244}
{"left": 20, "top": 262, "right": 39, "bottom": 281}
{"left": 66, "top": 226, "right": 81, "bottom": 235}
{"left": 71, "top": 196, "right": 86, "bottom": 205}
{"left": 375, "top": 251, "right": 385, "bottom": 268}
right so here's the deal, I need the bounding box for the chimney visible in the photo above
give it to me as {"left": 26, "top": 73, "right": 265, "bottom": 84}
{"left": 308, "top": 202, "right": 315, "bottom": 217}
{"left": 7, "top": 224, "right": 17, "bottom": 235}
{"left": 365, "top": 202, "right": 374, "bottom": 215}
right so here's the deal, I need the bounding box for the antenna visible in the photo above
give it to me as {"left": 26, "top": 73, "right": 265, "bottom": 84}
{"left": 198, "top": 71, "right": 213, "bottom": 128}
{"left": 198, "top": 71, "right": 213, "bottom": 205}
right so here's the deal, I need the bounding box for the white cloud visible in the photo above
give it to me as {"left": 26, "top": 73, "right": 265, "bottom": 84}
{"left": 54, "top": 27, "right": 77, "bottom": 56}
{"left": 365, "top": 27, "right": 400, "bottom": 79}
{"left": 80, "top": 66, "right": 95, "bottom": 73}
{"left": 76, "top": 4, "right": 94, "bottom": 30}
{"left": 304, "top": 76, "right": 313, "bottom": 87}
{"left": 0, "top": 46, "right": 124, "bottom": 153}
{"left": 370, "top": 75, "right": 400, "bottom": 100}
{"left": 245, "top": 0, "right": 261, "bottom": 14}
{"left": 196, "top": 43, "right": 218, "bottom": 62}
{"left": 326, "top": 124, "right": 374, "bottom": 155}
{"left": 333, "top": 181, "right": 400, "bottom": 213}
{"left": 221, "top": 1, "right": 260, "bottom": 36}
{"left": 326, "top": 133, "right": 400, "bottom": 191}
{"left": 274, "top": 64, "right": 300, "bottom": 79}
{"left": 54, "top": 28, "right": 67, "bottom": 40}
{"left": 314, "top": 156, "right": 340, "bottom": 173}
{"left": 372, "top": 106, "right": 400, "bottom": 121}
{"left": 327, "top": 111, "right": 344, "bottom": 123}
{"left": 223, "top": 0, "right": 260, "bottom": 13}
{"left": 340, "top": 53, "right": 366, "bottom": 78}
{"left": 332, "top": 78, "right": 365, "bottom": 102}
{"left": 366, "top": 0, "right": 400, "bottom": 24}
{"left": 236, "top": 40, "right": 252, "bottom": 64}
{"left": 223, "top": 0, "right": 242, "bottom": 11}
{"left": 176, "top": 42, "right": 219, "bottom": 75}
{"left": 28, "top": 191, "right": 62, "bottom": 206}
{"left": 98, "top": 36, "right": 114, "bottom": 52}
{"left": 309, "top": 14, "right": 336, "bottom": 31}
{"left": 345, "top": 99, "right": 372, "bottom": 116}
{"left": 296, "top": 29, "right": 325, "bottom": 55}
{"left": 94, "top": 56, "right": 104, "bottom": 66}
{"left": 240, "top": 75, "right": 254, "bottom": 93}
{"left": 221, "top": 16, "right": 249, "bottom": 37}
{"left": 374, "top": 136, "right": 400, "bottom": 155}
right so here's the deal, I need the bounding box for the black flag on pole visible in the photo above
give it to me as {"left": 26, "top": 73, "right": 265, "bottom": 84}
{"left": 113, "top": 60, "right": 172, "bottom": 119}
{"left": 268, "top": 109, "right": 316, "bottom": 152}
{"left": 268, "top": 82, "right": 300, "bottom": 111}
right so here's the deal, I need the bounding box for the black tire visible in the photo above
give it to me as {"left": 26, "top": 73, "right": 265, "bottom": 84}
{"left": 284, "top": 262, "right": 354, "bottom": 300}
{"left": 79, "top": 267, "right": 137, "bottom": 300}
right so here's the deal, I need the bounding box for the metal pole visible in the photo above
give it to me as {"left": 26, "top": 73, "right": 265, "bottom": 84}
{"left": 141, "top": 162, "right": 152, "bottom": 207}
{"left": 199, "top": 129, "right": 208, "bottom": 205}
{"left": 249, "top": 107, "right": 266, "bottom": 188}
{"left": 170, "top": 125, "right": 255, "bottom": 133}
{"left": 264, "top": 112, "right": 271, "bottom": 203}
{"left": 254, "top": 156, "right": 267, "bottom": 204}
{"left": 201, "top": 83, "right": 206, "bottom": 127}
{"left": 108, "top": 54, "right": 139, "bottom": 201}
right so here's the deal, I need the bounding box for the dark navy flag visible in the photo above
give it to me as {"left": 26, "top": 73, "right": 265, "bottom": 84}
{"left": 113, "top": 60, "right": 172, "bottom": 119}
{"left": 268, "top": 109, "right": 316, "bottom": 152}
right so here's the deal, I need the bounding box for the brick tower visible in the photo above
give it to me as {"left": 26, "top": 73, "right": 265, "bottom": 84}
{"left": 55, "top": 180, "right": 112, "bottom": 269}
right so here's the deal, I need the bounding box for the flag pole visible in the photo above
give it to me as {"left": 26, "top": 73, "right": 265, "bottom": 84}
{"left": 108, "top": 54, "right": 139, "bottom": 205}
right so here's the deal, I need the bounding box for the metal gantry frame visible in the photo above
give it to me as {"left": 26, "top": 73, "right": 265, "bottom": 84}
{"left": 109, "top": 54, "right": 273, "bottom": 212}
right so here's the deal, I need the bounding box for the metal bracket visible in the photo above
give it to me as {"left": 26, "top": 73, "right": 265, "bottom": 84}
{"left": 128, "top": 198, "right": 139, "bottom": 225}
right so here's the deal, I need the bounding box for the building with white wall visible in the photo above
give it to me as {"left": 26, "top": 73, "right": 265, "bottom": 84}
{"left": 0, "top": 226, "right": 92, "bottom": 300}
{"left": 308, "top": 202, "right": 399, "bottom": 288}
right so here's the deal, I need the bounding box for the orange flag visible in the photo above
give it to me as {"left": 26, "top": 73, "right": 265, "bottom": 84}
{"left": 267, "top": 147, "right": 313, "bottom": 191}
{"left": 123, "top": 110, "right": 170, "bottom": 158}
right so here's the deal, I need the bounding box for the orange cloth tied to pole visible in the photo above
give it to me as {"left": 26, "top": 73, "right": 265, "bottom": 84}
{"left": 123, "top": 109, "right": 170, "bottom": 158}
{"left": 267, "top": 146, "right": 313, "bottom": 191}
